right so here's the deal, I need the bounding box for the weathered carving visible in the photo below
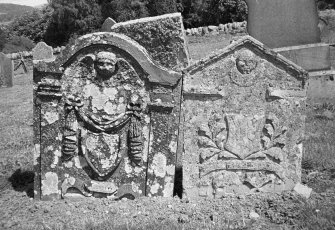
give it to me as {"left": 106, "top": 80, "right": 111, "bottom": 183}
{"left": 182, "top": 36, "right": 307, "bottom": 199}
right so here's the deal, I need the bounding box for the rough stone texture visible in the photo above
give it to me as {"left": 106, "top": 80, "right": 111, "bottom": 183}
{"left": 111, "top": 13, "right": 189, "bottom": 72}
{"left": 110, "top": 13, "right": 189, "bottom": 197}
{"left": 0, "top": 52, "right": 13, "bottom": 88}
{"left": 293, "top": 183, "right": 312, "bottom": 199}
{"left": 101, "top": 17, "right": 117, "bottom": 32}
{"left": 246, "top": 0, "right": 320, "bottom": 48}
{"left": 33, "top": 32, "right": 183, "bottom": 200}
{"left": 34, "top": 13, "right": 189, "bottom": 200}
{"left": 33, "top": 42, "right": 54, "bottom": 61}
{"left": 182, "top": 36, "right": 307, "bottom": 199}
{"left": 202, "top": 27, "right": 209, "bottom": 36}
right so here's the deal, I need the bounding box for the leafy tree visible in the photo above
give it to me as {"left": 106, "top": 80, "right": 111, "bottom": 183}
{"left": 7, "top": 7, "right": 53, "bottom": 43}
{"left": 316, "top": 0, "right": 335, "bottom": 10}
{"left": 45, "top": 0, "right": 103, "bottom": 46}
{"left": 0, "top": 28, "right": 7, "bottom": 51}
{"left": 2, "top": 36, "right": 35, "bottom": 54}
{"left": 147, "top": 0, "right": 178, "bottom": 16}
{"left": 102, "top": 0, "right": 149, "bottom": 22}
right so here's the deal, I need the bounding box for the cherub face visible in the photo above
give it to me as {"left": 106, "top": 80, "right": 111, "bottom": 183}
{"left": 95, "top": 52, "right": 117, "bottom": 79}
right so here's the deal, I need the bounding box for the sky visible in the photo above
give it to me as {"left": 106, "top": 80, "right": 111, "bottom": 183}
{"left": 0, "top": 0, "right": 48, "bottom": 7}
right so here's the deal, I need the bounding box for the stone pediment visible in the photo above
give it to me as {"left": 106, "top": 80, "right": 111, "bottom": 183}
{"left": 34, "top": 32, "right": 181, "bottom": 86}
{"left": 184, "top": 36, "right": 308, "bottom": 96}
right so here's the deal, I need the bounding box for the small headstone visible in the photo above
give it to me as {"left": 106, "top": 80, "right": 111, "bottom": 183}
{"left": 0, "top": 52, "right": 13, "bottom": 88}
{"left": 219, "top": 24, "right": 224, "bottom": 31}
{"left": 293, "top": 183, "right": 312, "bottom": 199}
{"left": 186, "top": 28, "right": 191, "bottom": 36}
{"left": 101, "top": 17, "right": 116, "bottom": 32}
{"left": 197, "top": 27, "right": 203, "bottom": 35}
{"left": 202, "top": 27, "right": 209, "bottom": 35}
{"left": 32, "top": 42, "right": 54, "bottom": 61}
{"left": 246, "top": 0, "right": 320, "bottom": 48}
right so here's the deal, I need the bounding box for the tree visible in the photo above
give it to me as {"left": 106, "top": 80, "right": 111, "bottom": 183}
{"left": 147, "top": 0, "right": 178, "bottom": 16}
{"left": 7, "top": 6, "right": 53, "bottom": 43}
{"left": 45, "top": 0, "right": 103, "bottom": 46}
{"left": 0, "top": 28, "right": 7, "bottom": 51}
{"left": 2, "top": 36, "right": 35, "bottom": 54}
{"left": 99, "top": 0, "right": 149, "bottom": 22}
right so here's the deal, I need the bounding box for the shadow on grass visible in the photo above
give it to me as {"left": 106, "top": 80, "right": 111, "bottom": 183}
{"left": 8, "top": 168, "right": 34, "bottom": 197}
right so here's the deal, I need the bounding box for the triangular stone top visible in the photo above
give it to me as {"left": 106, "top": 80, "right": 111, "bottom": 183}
{"left": 185, "top": 35, "right": 308, "bottom": 80}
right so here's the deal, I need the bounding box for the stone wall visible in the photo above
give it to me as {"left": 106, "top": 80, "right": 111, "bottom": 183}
{"left": 185, "top": 21, "right": 247, "bottom": 37}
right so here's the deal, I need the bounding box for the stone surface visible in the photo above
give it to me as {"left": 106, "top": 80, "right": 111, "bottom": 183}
{"left": 111, "top": 13, "right": 189, "bottom": 197}
{"left": 293, "top": 183, "right": 312, "bottom": 199}
{"left": 32, "top": 42, "right": 54, "bottom": 61}
{"left": 101, "top": 17, "right": 116, "bottom": 32}
{"left": 182, "top": 36, "right": 307, "bottom": 199}
{"left": 246, "top": 0, "right": 320, "bottom": 48}
{"left": 0, "top": 52, "right": 13, "bottom": 87}
{"left": 34, "top": 13, "right": 189, "bottom": 200}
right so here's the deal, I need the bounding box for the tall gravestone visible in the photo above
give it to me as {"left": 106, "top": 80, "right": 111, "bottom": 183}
{"left": 182, "top": 36, "right": 307, "bottom": 199}
{"left": 33, "top": 42, "right": 54, "bottom": 61}
{"left": 246, "top": 0, "right": 320, "bottom": 48}
{"left": 33, "top": 13, "right": 189, "bottom": 200}
{"left": 0, "top": 52, "right": 13, "bottom": 88}
{"left": 111, "top": 13, "right": 189, "bottom": 196}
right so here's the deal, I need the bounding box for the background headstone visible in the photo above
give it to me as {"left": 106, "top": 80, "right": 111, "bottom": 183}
{"left": 32, "top": 42, "right": 54, "bottom": 61}
{"left": 246, "top": 0, "right": 321, "bottom": 48}
{"left": 0, "top": 52, "right": 13, "bottom": 88}
{"left": 101, "top": 17, "right": 116, "bottom": 32}
{"left": 111, "top": 13, "right": 189, "bottom": 197}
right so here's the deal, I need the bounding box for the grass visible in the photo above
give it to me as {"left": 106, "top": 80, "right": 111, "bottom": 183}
{"left": 1, "top": 33, "right": 335, "bottom": 230}
{"left": 0, "top": 72, "right": 34, "bottom": 176}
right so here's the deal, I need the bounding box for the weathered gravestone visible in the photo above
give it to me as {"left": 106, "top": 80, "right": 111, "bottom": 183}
{"left": 0, "top": 52, "right": 13, "bottom": 88}
{"left": 182, "top": 36, "right": 307, "bottom": 199}
{"left": 246, "top": 0, "right": 320, "bottom": 48}
{"left": 110, "top": 13, "right": 189, "bottom": 196}
{"left": 101, "top": 17, "right": 117, "bottom": 32}
{"left": 33, "top": 42, "right": 54, "bottom": 61}
{"left": 33, "top": 13, "right": 189, "bottom": 200}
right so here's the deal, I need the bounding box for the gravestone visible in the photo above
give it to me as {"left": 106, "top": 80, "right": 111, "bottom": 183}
{"left": 246, "top": 0, "right": 320, "bottom": 48}
{"left": 33, "top": 13, "right": 189, "bottom": 200}
{"left": 0, "top": 52, "right": 13, "bottom": 88}
{"left": 32, "top": 42, "right": 54, "bottom": 61}
{"left": 101, "top": 17, "right": 117, "bottom": 32}
{"left": 182, "top": 36, "right": 307, "bottom": 199}
{"left": 110, "top": 12, "right": 189, "bottom": 197}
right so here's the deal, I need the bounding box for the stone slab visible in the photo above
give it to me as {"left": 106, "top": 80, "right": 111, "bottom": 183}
{"left": 101, "top": 17, "right": 116, "bottom": 32}
{"left": 111, "top": 13, "right": 189, "bottom": 197}
{"left": 182, "top": 36, "right": 307, "bottom": 199}
{"left": 33, "top": 42, "right": 54, "bottom": 61}
{"left": 246, "top": 0, "right": 320, "bottom": 48}
{"left": 33, "top": 13, "right": 189, "bottom": 200}
{"left": 274, "top": 43, "right": 331, "bottom": 72}
{"left": 0, "top": 52, "right": 13, "bottom": 88}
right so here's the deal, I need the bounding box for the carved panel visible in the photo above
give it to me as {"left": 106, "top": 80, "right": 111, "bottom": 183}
{"left": 182, "top": 37, "right": 307, "bottom": 199}
{"left": 33, "top": 32, "right": 183, "bottom": 200}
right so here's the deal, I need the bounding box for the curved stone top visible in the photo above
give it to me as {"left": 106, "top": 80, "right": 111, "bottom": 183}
{"left": 185, "top": 35, "right": 308, "bottom": 81}
{"left": 34, "top": 32, "right": 182, "bottom": 86}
